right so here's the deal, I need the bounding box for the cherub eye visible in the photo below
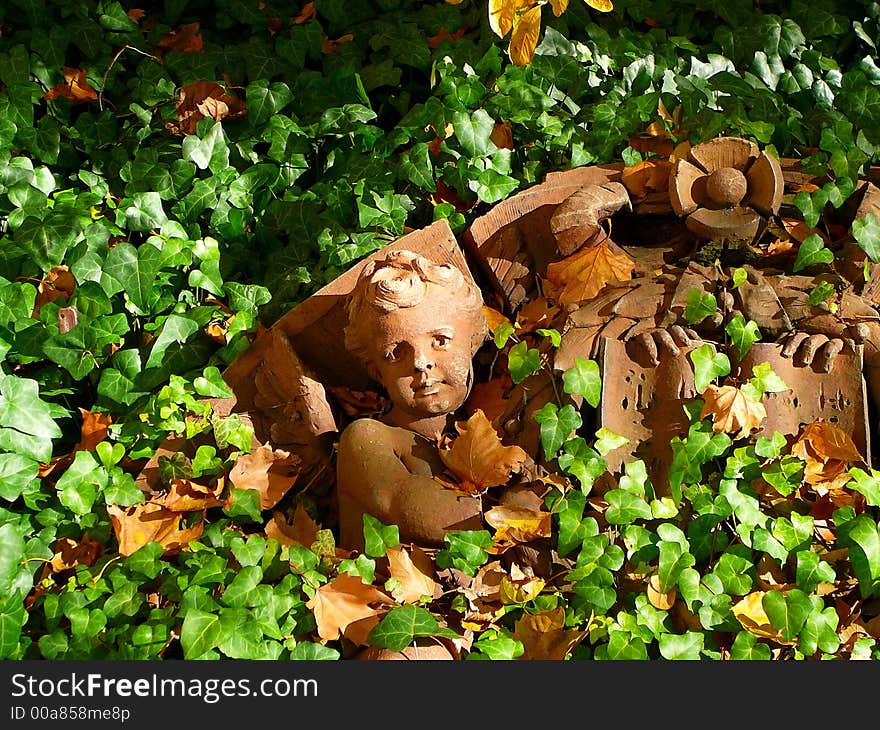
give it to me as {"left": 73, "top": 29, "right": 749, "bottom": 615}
{"left": 432, "top": 333, "right": 451, "bottom": 349}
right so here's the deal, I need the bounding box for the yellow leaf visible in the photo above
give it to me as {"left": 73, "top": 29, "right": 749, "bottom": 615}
{"left": 647, "top": 573, "right": 676, "bottom": 610}
{"left": 545, "top": 239, "right": 635, "bottom": 306}
{"left": 732, "top": 591, "right": 793, "bottom": 644}
{"left": 584, "top": 0, "right": 613, "bottom": 11}
{"left": 500, "top": 575, "right": 545, "bottom": 604}
{"left": 482, "top": 305, "right": 512, "bottom": 334}
{"left": 438, "top": 410, "right": 529, "bottom": 493}
{"left": 700, "top": 385, "right": 767, "bottom": 440}
{"left": 512, "top": 608, "right": 590, "bottom": 659}
{"left": 548, "top": 0, "right": 569, "bottom": 15}
{"left": 485, "top": 505, "right": 552, "bottom": 548}
{"left": 621, "top": 159, "right": 672, "bottom": 201}
{"left": 385, "top": 546, "right": 439, "bottom": 603}
{"left": 508, "top": 4, "right": 542, "bottom": 66}
{"left": 489, "top": 0, "right": 520, "bottom": 37}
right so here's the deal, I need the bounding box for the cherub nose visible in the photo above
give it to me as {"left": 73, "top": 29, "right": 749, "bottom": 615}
{"left": 413, "top": 348, "right": 434, "bottom": 372}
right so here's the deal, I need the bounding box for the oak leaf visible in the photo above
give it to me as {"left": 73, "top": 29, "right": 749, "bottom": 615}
{"left": 228, "top": 445, "right": 300, "bottom": 510}
{"left": 545, "top": 239, "right": 635, "bottom": 306}
{"left": 700, "top": 384, "right": 766, "bottom": 440}
{"left": 485, "top": 505, "right": 551, "bottom": 550}
{"left": 107, "top": 502, "right": 204, "bottom": 557}
{"left": 265, "top": 503, "right": 320, "bottom": 548}
{"left": 43, "top": 67, "right": 98, "bottom": 105}
{"left": 438, "top": 409, "right": 528, "bottom": 494}
{"left": 158, "top": 22, "right": 204, "bottom": 53}
{"left": 166, "top": 81, "right": 247, "bottom": 137}
{"left": 386, "top": 546, "right": 439, "bottom": 603}
{"left": 512, "top": 607, "right": 589, "bottom": 659}
{"left": 621, "top": 159, "right": 672, "bottom": 202}
{"left": 792, "top": 420, "right": 864, "bottom": 486}
{"left": 306, "top": 573, "right": 394, "bottom": 642}
{"left": 75, "top": 408, "right": 112, "bottom": 452}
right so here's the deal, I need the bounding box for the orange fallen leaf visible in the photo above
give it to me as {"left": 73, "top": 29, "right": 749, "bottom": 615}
{"left": 153, "top": 478, "right": 225, "bottom": 512}
{"left": 47, "top": 535, "right": 103, "bottom": 574}
{"left": 165, "top": 80, "right": 247, "bottom": 136}
{"left": 75, "top": 408, "right": 112, "bottom": 452}
{"left": 205, "top": 321, "right": 228, "bottom": 344}
{"left": 485, "top": 505, "right": 551, "bottom": 550}
{"left": 791, "top": 420, "right": 864, "bottom": 486}
{"left": 438, "top": 410, "right": 528, "bottom": 494}
{"left": 464, "top": 377, "right": 510, "bottom": 427}
{"left": 700, "top": 385, "right": 766, "bottom": 440}
{"left": 127, "top": 8, "right": 146, "bottom": 23}
{"left": 508, "top": 4, "right": 542, "bottom": 66}
{"left": 43, "top": 67, "right": 98, "bottom": 105}
{"left": 781, "top": 218, "right": 829, "bottom": 244}
{"left": 765, "top": 238, "right": 796, "bottom": 256}
{"left": 158, "top": 22, "right": 204, "bottom": 53}
{"left": 428, "top": 25, "right": 467, "bottom": 49}
{"left": 386, "top": 546, "right": 439, "bottom": 603}
{"left": 482, "top": 305, "right": 512, "bottom": 334}
{"left": 647, "top": 573, "right": 676, "bottom": 610}
{"left": 32, "top": 266, "right": 77, "bottom": 316}
{"left": 108, "top": 502, "right": 203, "bottom": 557}
{"left": 545, "top": 239, "right": 635, "bottom": 306}
{"left": 265, "top": 503, "right": 321, "bottom": 548}
{"left": 490, "top": 121, "right": 514, "bottom": 149}
{"left": 621, "top": 159, "right": 672, "bottom": 202}
{"left": 791, "top": 182, "right": 820, "bottom": 194}
{"left": 228, "top": 445, "right": 301, "bottom": 510}
{"left": 305, "top": 573, "right": 394, "bottom": 642}
{"left": 515, "top": 296, "right": 560, "bottom": 334}
{"left": 512, "top": 607, "right": 589, "bottom": 659}
{"left": 293, "top": 2, "right": 317, "bottom": 23}
{"left": 321, "top": 33, "right": 354, "bottom": 54}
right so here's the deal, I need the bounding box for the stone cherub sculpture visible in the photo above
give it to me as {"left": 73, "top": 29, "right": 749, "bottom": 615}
{"left": 335, "top": 250, "right": 491, "bottom": 551}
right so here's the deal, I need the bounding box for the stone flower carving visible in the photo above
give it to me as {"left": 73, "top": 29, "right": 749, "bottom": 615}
{"left": 670, "top": 136, "right": 784, "bottom": 240}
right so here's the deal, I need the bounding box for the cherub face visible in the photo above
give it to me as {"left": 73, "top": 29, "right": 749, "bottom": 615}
{"left": 368, "top": 287, "right": 475, "bottom": 420}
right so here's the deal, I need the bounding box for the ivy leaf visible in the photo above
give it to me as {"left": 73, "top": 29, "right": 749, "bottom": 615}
{"left": 729, "top": 630, "right": 772, "bottom": 659}
{"left": 689, "top": 344, "right": 731, "bottom": 393}
{"left": 795, "top": 550, "right": 836, "bottom": 592}
{"left": 0, "top": 452, "right": 39, "bottom": 501}
{"left": 534, "top": 403, "right": 582, "bottom": 461}
{"left": 452, "top": 108, "right": 495, "bottom": 158}
{"left": 0, "top": 595, "right": 25, "bottom": 659}
{"left": 0, "top": 523, "right": 24, "bottom": 594}
{"left": 144, "top": 314, "right": 200, "bottom": 369}
{"left": 658, "top": 631, "right": 704, "bottom": 660}
{"left": 362, "top": 514, "right": 399, "bottom": 558}
{"left": 180, "top": 609, "right": 226, "bottom": 658}
{"left": 562, "top": 357, "right": 601, "bottom": 407}
{"left": 367, "top": 605, "right": 459, "bottom": 652}
{"left": 398, "top": 143, "right": 434, "bottom": 191}
{"left": 594, "top": 427, "right": 629, "bottom": 456}
{"left": 0, "top": 374, "right": 63, "bottom": 463}
{"left": 557, "top": 437, "right": 607, "bottom": 493}
{"left": 604, "top": 488, "right": 653, "bottom": 525}
{"left": 246, "top": 80, "right": 292, "bottom": 126}
{"left": 435, "top": 530, "right": 493, "bottom": 575}
{"left": 685, "top": 289, "right": 717, "bottom": 324}
{"left": 762, "top": 588, "right": 812, "bottom": 642}
{"left": 725, "top": 315, "right": 761, "bottom": 360}
{"left": 658, "top": 540, "right": 696, "bottom": 592}
{"left": 853, "top": 212, "right": 880, "bottom": 263}
{"left": 807, "top": 281, "right": 836, "bottom": 307}
{"left": 794, "top": 189, "right": 828, "bottom": 229}
{"left": 554, "top": 491, "right": 598, "bottom": 558}
{"left": 469, "top": 169, "right": 519, "bottom": 204}
{"left": 837, "top": 514, "right": 880, "bottom": 599}
{"left": 848, "top": 467, "right": 880, "bottom": 506}
{"left": 507, "top": 341, "right": 541, "bottom": 384}
{"left": 746, "top": 361, "right": 789, "bottom": 397}
{"left": 54, "top": 450, "right": 108, "bottom": 515}
{"left": 102, "top": 242, "right": 161, "bottom": 315}
{"left": 799, "top": 603, "right": 840, "bottom": 656}
{"left": 793, "top": 233, "right": 834, "bottom": 273}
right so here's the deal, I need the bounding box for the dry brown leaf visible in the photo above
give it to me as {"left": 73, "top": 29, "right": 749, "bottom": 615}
{"left": 107, "top": 502, "right": 203, "bottom": 557}
{"left": 153, "top": 477, "right": 225, "bottom": 512}
{"left": 205, "top": 321, "right": 228, "bottom": 344}
{"left": 321, "top": 33, "right": 354, "bottom": 54}
{"left": 512, "top": 607, "right": 589, "bottom": 659}
{"left": 731, "top": 591, "right": 792, "bottom": 643}
{"left": 427, "top": 25, "right": 468, "bottom": 49}
{"left": 485, "top": 504, "right": 551, "bottom": 549}
{"left": 545, "top": 239, "right": 635, "bottom": 306}
{"left": 158, "top": 22, "right": 204, "bottom": 53}
{"left": 166, "top": 80, "right": 247, "bottom": 136}
{"left": 386, "top": 545, "right": 439, "bottom": 603}
{"left": 305, "top": 573, "right": 394, "bottom": 642}
{"left": 265, "top": 503, "right": 320, "bottom": 548}
{"left": 438, "top": 409, "right": 528, "bottom": 494}
{"left": 33, "top": 266, "right": 76, "bottom": 316}
{"left": 647, "top": 573, "right": 676, "bottom": 610}
{"left": 621, "top": 159, "right": 672, "bottom": 201}
{"left": 700, "top": 384, "right": 767, "bottom": 440}
{"left": 515, "top": 296, "right": 559, "bottom": 334}
{"left": 792, "top": 420, "right": 863, "bottom": 486}
{"left": 44, "top": 67, "right": 98, "bottom": 105}
{"left": 464, "top": 377, "right": 510, "bottom": 427}
{"left": 508, "top": 4, "right": 542, "bottom": 66}
{"left": 765, "top": 237, "right": 796, "bottom": 256}
{"left": 47, "top": 535, "right": 103, "bottom": 574}
{"left": 57, "top": 306, "right": 79, "bottom": 334}
{"left": 293, "top": 2, "right": 317, "bottom": 23}
{"left": 228, "top": 444, "right": 301, "bottom": 510}
{"left": 75, "top": 408, "right": 112, "bottom": 452}
{"left": 490, "top": 121, "right": 514, "bottom": 149}
{"left": 482, "top": 305, "right": 512, "bottom": 334}
{"left": 127, "top": 8, "right": 146, "bottom": 23}
{"left": 781, "top": 218, "right": 828, "bottom": 244}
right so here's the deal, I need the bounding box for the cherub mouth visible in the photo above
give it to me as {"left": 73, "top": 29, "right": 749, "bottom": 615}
{"left": 414, "top": 380, "right": 442, "bottom": 397}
